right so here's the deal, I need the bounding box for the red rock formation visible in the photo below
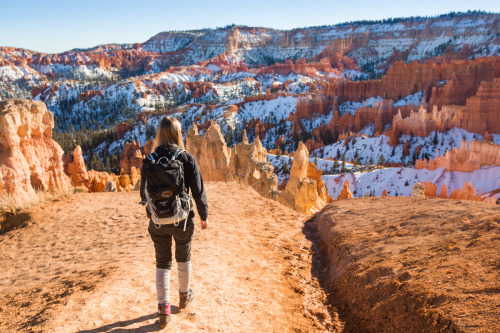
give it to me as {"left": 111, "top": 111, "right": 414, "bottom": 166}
{"left": 229, "top": 132, "right": 278, "bottom": 198}
{"left": 78, "top": 90, "right": 103, "bottom": 102}
{"left": 457, "top": 78, "right": 500, "bottom": 135}
{"left": 144, "top": 139, "right": 155, "bottom": 155}
{"left": 382, "top": 189, "right": 387, "bottom": 197}
{"left": 439, "top": 185, "right": 448, "bottom": 199}
{"left": 63, "top": 145, "right": 139, "bottom": 192}
{"left": 416, "top": 182, "right": 493, "bottom": 204}
{"left": 423, "top": 182, "right": 437, "bottom": 198}
{"left": 114, "top": 122, "right": 131, "bottom": 140}
{"left": 337, "top": 180, "right": 353, "bottom": 200}
{"left": 63, "top": 146, "right": 89, "bottom": 187}
{"left": 185, "top": 123, "right": 232, "bottom": 182}
{"left": 388, "top": 77, "right": 500, "bottom": 143}
{"left": 250, "top": 119, "right": 273, "bottom": 139}
{"left": 415, "top": 140, "right": 500, "bottom": 172}
{"left": 0, "top": 99, "right": 71, "bottom": 203}
{"left": 305, "top": 138, "right": 324, "bottom": 153}
{"left": 448, "top": 182, "right": 482, "bottom": 202}
{"left": 292, "top": 93, "right": 334, "bottom": 120}
{"left": 120, "top": 141, "right": 144, "bottom": 174}
{"left": 278, "top": 142, "right": 332, "bottom": 213}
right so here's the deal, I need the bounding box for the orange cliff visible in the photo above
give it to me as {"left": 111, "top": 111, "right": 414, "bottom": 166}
{"left": 388, "top": 78, "right": 500, "bottom": 144}
{"left": 291, "top": 57, "right": 499, "bottom": 145}
{"left": 291, "top": 93, "right": 335, "bottom": 120}
{"left": 415, "top": 140, "right": 500, "bottom": 172}
{"left": 326, "top": 57, "right": 499, "bottom": 104}
{"left": 0, "top": 99, "right": 71, "bottom": 203}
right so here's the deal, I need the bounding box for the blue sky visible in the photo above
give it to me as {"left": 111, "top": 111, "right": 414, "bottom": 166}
{"left": 0, "top": 0, "right": 498, "bottom": 53}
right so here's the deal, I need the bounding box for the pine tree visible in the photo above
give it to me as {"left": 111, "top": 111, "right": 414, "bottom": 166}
{"left": 378, "top": 154, "right": 386, "bottom": 166}
{"left": 433, "top": 130, "right": 439, "bottom": 145}
{"left": 333, "top": 157, "right": 339, "bottom": 170}
{"left": 341, "top": 153, "right": 346, "bottom": 172}
{"left": 282, "top": 160, "right": 289, "bottom": 173}
{"left": 369, "top": 155, "right": 374, "bottom": 165}
{"left": 354, "top": 151, "right": 360, "bottom": 165}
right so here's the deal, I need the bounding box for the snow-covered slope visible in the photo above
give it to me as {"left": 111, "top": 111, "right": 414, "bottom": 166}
{"left": 322, "top": 165, "right": 500, "bottom": 201}
{"left": 143, "top": 13, "right": 499, "bottom": 66}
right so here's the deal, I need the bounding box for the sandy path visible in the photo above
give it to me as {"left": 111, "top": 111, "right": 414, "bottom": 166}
{"left": 0, "top": 182, "right": 338, "bottom": 332}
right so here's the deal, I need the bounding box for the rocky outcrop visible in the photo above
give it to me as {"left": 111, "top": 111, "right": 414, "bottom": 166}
{"left": 278, "top": 142, "right": 332, "bottom": 213}
{"left": 458, "top": 78, "right": 500, "bottom": 135}
{"left": 62, "top": 146, "right": 89, "bottom": 187}
{"left": 389, "top": 78, "right": 500, "bottom": 144}
{"left": 0, "top": 99, "right": 71, "bottom": 203}
{"left": 114, "top": 122, "right": 131, "bottom": 139}
{"left": 415, "top": 140, "right": 500, "bottom": 172}
{"left": 63, "top": 145, "right": 139, "bottom": 192}
{"left": 448, "top": 182, "right": 483, "bottom": 202}
{"left": 185, "top": 122, "right": 232, "bottom": 182}
{"left": 421, "top": 181, "right": 494, "bottom": 203}
{"left": 229, "top": 132, "right": 278, "bottom": 198}
{"left": 412, "top": 181, "right": 426, "bottom": 198}
{"left": 328, "top": 57, "right": 499, "bottom": 104}
{"left": 292, "top": 93, "right": 335, "bottom": 120}
{"left": 337, "top": 180, "right": 353, "bottom": 200}
{"left": 120, "top": 141, "right": 144, "bottom": 174}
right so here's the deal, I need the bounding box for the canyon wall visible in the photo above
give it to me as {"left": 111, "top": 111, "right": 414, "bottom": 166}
{"left": 327, "top": 57, "right": 499, "bottom": 104}
{"left": 389, "top": 78, "right": 500, "bottom": 143}
{"left": 415, "top": 140, "right": 500, "bottom": 172}
{"left": 0, "top": 99, "right": 71, "bottom": 203}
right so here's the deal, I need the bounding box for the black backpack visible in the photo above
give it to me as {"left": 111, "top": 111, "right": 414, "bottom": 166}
{"left": 142, "top": 147, "right": 191, "bottom": 228}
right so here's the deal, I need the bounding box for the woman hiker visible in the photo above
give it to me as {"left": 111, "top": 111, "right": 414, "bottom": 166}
{"left": 140, "top": 116, "right": 209, "bottom": 329}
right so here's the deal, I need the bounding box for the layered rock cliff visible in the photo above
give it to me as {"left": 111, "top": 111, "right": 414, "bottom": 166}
{"left": 0, "top": 99, "right": 71, "bottom": 203}
{"left": 415, "top": 140, "right": 500, "bottom": 172}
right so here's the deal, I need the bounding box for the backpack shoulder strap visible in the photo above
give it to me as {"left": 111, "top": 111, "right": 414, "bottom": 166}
{"left": 170, "top": 148, "right": 185, "bottom": 161}
{"left": 146, "top": 152, "right": 159, "bottom": 164}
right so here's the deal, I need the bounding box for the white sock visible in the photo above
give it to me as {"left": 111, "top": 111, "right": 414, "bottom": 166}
{"left": 156, "top": 268, "right": 171, "bottom": 304}
{"left": 178, "top": 261, "right": 191, "bottom": 293}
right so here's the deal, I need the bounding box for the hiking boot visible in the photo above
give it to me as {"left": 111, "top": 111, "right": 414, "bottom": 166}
{"left": 179, "top": 288, "right": 195, "bottom": 309}
{"left": 158, "top": 303, "right": 171, "bottom": 329}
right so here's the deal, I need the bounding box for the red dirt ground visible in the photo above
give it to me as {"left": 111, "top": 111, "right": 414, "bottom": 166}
{"left": 312, "top": 197, "right": 500, "bottom": 333}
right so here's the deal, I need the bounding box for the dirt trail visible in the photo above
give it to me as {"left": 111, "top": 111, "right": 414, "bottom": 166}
{"left": 0, "top": 182, "right": 339, "bottom": 332}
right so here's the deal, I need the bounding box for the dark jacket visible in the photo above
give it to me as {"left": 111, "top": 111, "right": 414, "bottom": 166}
{"left": 140, "top": 144, "right": 208, "bottom": 221}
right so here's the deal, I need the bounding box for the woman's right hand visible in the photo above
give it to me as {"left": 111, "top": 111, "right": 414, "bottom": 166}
{"left": 200, "top": 220, "right": 208, "bottom": 230}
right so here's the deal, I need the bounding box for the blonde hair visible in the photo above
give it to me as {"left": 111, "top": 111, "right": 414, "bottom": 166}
{"left": 154, "top": 116, "right": 184, "bottom": 149}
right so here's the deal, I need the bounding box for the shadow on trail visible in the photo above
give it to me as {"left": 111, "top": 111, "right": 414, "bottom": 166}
{"left": 78, "top": 312, "right": 159, "bottom": 333}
